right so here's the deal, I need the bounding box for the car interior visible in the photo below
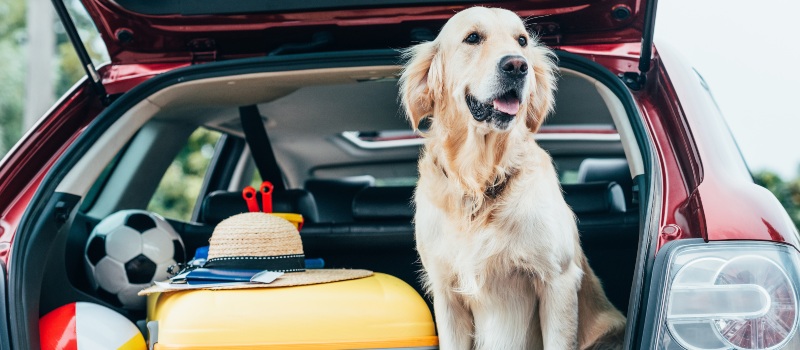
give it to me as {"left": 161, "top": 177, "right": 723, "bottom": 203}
{"left": 37, "top": 63, "right": 645, "bottom": 327}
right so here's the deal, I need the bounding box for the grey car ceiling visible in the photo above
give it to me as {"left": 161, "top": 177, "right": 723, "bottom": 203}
{"left": 156, "top": 69, "right": 620, "bottom": 186}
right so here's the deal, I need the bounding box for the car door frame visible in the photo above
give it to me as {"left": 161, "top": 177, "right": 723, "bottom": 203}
{"left": 0, "top": 260, "right": 11, "bottom": 348}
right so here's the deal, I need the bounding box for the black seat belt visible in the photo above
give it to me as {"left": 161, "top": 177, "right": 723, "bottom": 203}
{"left": 239, "top": 105, "right": 286, "bottom": 191}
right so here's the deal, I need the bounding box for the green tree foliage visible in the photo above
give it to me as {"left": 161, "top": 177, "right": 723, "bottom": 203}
{"left": 0, "top": 0, "right": 26, "bottom": 155}
{"left": 55, "top": 34, "right": 100, "bottom": 97}
{"left": 55, "top": 0, "right": 106, "bottom": 96}
{"left": 0, "top": 0, "right": 105, "bottom": 157}
{"left": 1, "top": 0, "right": 203, "bottom": 221}
{"left": 147, "top": 128, "right": 221, "bottom": 221}
{"left": 754, "top": 168, "right": 800, "bottom": 230}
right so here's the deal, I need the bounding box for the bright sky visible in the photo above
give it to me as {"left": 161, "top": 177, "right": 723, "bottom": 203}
{"left": 657, "top": 0, "right": 800, "bottom": 178}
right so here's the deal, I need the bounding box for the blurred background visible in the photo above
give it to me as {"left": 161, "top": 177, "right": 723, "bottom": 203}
{"left": 0, "top": 0, "right": 797, "bottom": 227}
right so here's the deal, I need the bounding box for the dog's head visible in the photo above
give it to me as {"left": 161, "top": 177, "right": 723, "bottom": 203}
{"left": 400, "top": 7, "right": 556, "bottom": 134}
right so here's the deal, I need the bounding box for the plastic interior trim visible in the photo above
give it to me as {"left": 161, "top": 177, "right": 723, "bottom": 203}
{"left": 55, "top": 65, "right": 398, "bottom": 198}
{"left": 556, "top": 69, "right": 644, "bottom": 178}
{"left": 556, "top": 50, "right": 658, "bottom": 349}
{"left": 0, "top": 260, "right": 11, "bottom": 349}
{"left": 56, "top": 99, "right": 160, "bottom": 196}
{"left": 54, "top": 64, "right": 641, "bottom": 199}
{"left": 84, "top": 121, "right": 195, "bottom": 219}
{"left": 228, "top": 146, "right": 255, "bottom": 191}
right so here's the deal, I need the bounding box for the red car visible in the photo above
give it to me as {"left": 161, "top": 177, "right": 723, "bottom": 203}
{"left": 2, "top": 0, "right": 798, "bottom": 349}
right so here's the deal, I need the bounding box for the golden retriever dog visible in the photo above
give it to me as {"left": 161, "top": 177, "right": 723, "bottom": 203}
{"left": 400, "top": 7, "right": 626, "bottom": 350}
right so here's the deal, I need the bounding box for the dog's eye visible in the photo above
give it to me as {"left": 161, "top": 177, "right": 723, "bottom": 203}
{"left": 464, "top": 32, "right": 481, "bottom": 45}
{"left": 518, "top": 36, "right": 528, "bottom": 47}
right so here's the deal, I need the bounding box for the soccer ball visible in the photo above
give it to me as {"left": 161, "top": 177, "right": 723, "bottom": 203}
{"left": 85, "top": 210, "right": 185, "bottom": 310}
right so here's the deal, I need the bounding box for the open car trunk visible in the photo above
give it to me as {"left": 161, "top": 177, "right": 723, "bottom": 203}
{"left": 54, "top": 0, "right": 657, "bottom": 108}
{"left": 10, "top": 48, "right": 653, "bottom": 348}
{"left": 77, "top": 0, "right": 656, "bottom": 64}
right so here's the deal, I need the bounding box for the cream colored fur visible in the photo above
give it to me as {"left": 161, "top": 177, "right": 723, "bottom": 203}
{"left": 400, "top": 7, "right": 626, "bottom": 350}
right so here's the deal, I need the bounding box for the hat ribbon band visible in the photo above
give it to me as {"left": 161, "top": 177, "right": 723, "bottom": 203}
{"left": 204, "top": 254, "right": 305, "bottom": 272}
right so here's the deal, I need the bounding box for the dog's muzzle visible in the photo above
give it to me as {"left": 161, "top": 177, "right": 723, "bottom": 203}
{"left": 466, "top": 55, "right": 528, "bottom": 130}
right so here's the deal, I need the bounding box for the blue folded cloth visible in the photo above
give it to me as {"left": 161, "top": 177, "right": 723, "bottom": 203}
{"left": 191, "top": 246, "right": 325, "bottom": 269}
{"left": 185, "top": 268, "right": 261, "bottom": 284}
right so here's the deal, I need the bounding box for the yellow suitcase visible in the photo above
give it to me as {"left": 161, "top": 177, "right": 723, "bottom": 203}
{"left": 146, "top": 273, "right": 438, "bottom": 349}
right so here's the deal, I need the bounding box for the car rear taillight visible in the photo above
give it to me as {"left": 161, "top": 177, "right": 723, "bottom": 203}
{"left": 654, "top": 242, "right": 800, "bottom": 350}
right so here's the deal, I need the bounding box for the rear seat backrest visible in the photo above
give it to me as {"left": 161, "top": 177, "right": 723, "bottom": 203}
{"left": 303, "top": 185, "right": 418, "bottom": 300}
{"left": 200, "top": 189, "right": 319, "bottom": 225}
{"left": 305, "top": 176, "right": 375, "bottom": 222}
{"left": 349, "top": 182, "right": 625, "bottom": 218}
{"left": 562, "top": 182, "right": 626, "bottom": 214}
{"left": 351, "top": 186, "right": 414, "bottom": 221}
{"left": 316, "top": 182, "right": 635, "bottom": 313}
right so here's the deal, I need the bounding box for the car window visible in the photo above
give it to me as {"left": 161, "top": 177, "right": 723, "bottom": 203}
{"left": 559, "top": 170, "right": 580, "bottom": 184}
{"left": 249, "top": 168, "right": 263, "bottom": 189}
{"left": 147, "top": 127, "right": 221, "bottom": 221}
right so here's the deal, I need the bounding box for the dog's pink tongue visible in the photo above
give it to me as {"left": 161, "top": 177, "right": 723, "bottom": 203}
{"left": 493, "top": 97, "right": 520, "bottom": 115}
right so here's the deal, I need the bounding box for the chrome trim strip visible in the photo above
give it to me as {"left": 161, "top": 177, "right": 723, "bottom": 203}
{"left": 535, "top": 133, "right": 621, "bottom": 142}
{"left": 341, "top": 131, "right": 621, "bottom": 150}
{"left": 341, "top": 131, "right": 423, "bottom": 149}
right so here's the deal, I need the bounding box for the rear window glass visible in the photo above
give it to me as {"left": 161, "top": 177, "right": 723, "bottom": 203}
{"left": 147, "top": 127, "right": 221, "bottom": 221}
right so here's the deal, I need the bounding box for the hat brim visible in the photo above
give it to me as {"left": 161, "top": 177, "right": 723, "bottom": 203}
{"left": 138, "top": 269, "right": 373, "bottom": 295}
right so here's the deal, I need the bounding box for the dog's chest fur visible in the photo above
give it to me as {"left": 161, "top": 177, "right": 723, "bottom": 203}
{"left": 414, "top": 143, "right": 579, "bottom": 297}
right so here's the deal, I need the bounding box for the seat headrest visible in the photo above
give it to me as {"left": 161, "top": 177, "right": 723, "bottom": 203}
{"left": 200, "top": 190, "right": 319, "bottom": 225}
{"left": 577, "top": 158, "right": 631, "bottom": 187}
{"left": 577, "top": 158, "right": 634, "bottom": 208}
{"left": 305, "top": 176, "right": 375, "bottom": 222}
{"left": 352, "top": 186, "right": 414, "bottom": 221}
{"left": 562, "top": 182, "right": 626, "bottom": 214}
{"left": 305, "top": 175, "right": 376, "bottom": 189}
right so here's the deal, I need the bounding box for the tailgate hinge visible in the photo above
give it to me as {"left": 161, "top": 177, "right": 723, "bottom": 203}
{"left": 620, "top": 71, "right": 646, "bottom": 91}
{"left": 191, "top": 51, "right": 218, "bottom": 64}
{"left": 189, "top": 38, "right": 218, "bottom": 64}
{"left": 531, "top": 22, "right": 562, "bottom": 45}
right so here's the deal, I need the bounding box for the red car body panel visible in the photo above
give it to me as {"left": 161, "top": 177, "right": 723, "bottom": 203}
{"left": 0, "top": 83, "right": 103, "bottom": 265}
{"left": 646, "top": 59, "right": 703, "bottom": 245}
{"left": 81, "top": 0, "right": 649, "bottom": 64}
{"left": 656, "top": 44, "right": 800, "bottom": 248}
{"left": 104, "top": 63, "right": 190, "bottom": 94}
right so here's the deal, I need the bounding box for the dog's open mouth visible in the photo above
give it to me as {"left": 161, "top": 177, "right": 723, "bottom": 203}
{"left": 492, "top": 91, "right": 521, "bottom": 116}
{"left": 466, "top": 90, "right": 521, "bottom": 129}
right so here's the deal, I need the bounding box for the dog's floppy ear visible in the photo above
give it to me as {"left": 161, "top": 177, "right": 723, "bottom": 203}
{"left": 525, "top": 44, "right": 557, "bottom": 133}
{"left": 400, "top": 41, "right": 442, "bottom": 130}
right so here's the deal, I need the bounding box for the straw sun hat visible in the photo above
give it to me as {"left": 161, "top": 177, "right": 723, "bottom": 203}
{"left": 139, "top": 212, "right": 372, "bottom": 294}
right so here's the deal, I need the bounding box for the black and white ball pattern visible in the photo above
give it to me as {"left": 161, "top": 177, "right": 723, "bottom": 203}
{"left": 85, "top": 210, "right": 185, "bottom": 310}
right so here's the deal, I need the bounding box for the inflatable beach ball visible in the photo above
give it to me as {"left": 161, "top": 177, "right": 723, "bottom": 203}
{"left": 39, "top": 302, "right": 146, "bottom": 350}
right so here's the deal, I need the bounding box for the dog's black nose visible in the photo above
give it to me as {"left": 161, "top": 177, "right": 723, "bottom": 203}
{"left": 498, "top": 55, "right": 528, "bottom": 77}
